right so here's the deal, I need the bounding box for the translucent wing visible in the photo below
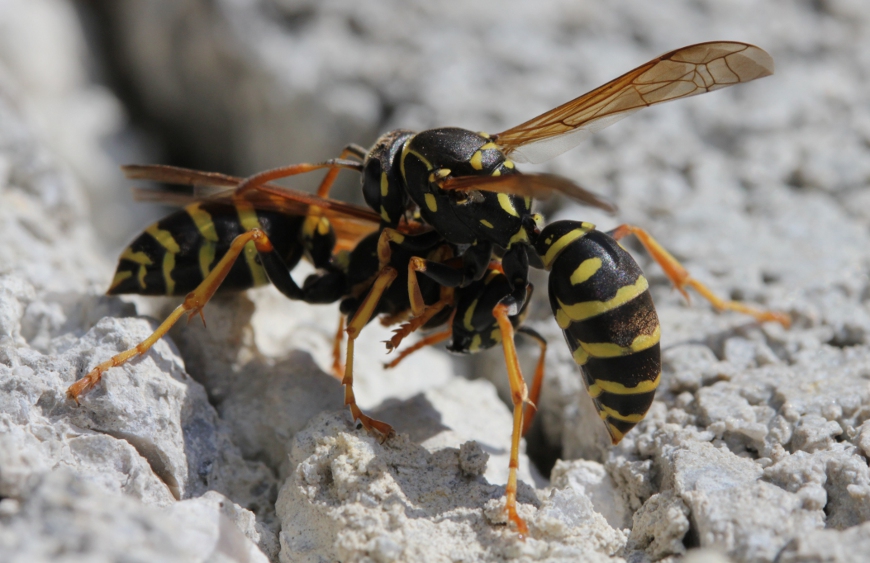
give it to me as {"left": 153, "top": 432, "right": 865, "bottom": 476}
{"left": 493, "top": 42, "right": 774, "bottom": 164}
{"left": 441, "top": 173, "right": 617, "bottom": 213}
{"left": 123, "top": 164, "right": 385, "bottom": 247}
{"left": 123, "top": 164, "right": 383, "bottom": 224}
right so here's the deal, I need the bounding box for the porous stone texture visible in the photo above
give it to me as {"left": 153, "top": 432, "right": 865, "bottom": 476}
{"left": 276, "top": 410, "right": 625, "bottom": 563}
{"left": 2, "top": 0, "right": 870, "bottom": 562}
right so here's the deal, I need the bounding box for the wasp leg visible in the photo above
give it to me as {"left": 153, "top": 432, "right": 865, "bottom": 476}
{"left": 384, "top": 324, "right": 453, "bottom": 369}
{"left": 609, "top": 224, "right": 790, "bottom": 327}
{"left": 385, "top": 290, "right": 453, "bottom": 352}
{"left": 517, "top": 327, "right": 547, "bottom": 437}
{"left": 402, "top": 257, "right": 462, "bottom": 321}
{"left": 375, "top": 229, "right": 445, "bottom": 271}
{"left": 385, "top": 261, "right": 456, "bottom": 351}
{"left": 331, "top": 315, "right": 346, "bottom": 380}
{"left": 378, "top": 309, "right": 412, "bottom": 327}
{"left": 493, "top": 302, "right": 531, "bottom": 537}
{"left": 234, "top": 159, "right": 364, "bottom": 197}
{"left": 315, "top": 145, "right": 368, "bottom": 198}
{"left": 343, "top": 266, "right": 399, "bottom": 437}
{"left": 67, "top": 229, "right": 276, "bottom": 402}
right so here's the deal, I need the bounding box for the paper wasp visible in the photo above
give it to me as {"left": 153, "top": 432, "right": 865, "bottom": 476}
{"left": 68, "top": 41, "right": 789, "bottom": 536}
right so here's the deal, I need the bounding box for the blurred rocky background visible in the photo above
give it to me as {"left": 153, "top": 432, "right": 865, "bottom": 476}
{"left": 1, "top": 0, "right": 870, "bottom": 561}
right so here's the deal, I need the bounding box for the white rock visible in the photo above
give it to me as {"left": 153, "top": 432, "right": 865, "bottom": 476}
{"left": 549, "top": 459, "right": 631, "bottom": 530}
{"left": 627, "top": 490, "right": 691, "bottom": 559}
{"left": 777, "top": 522, "right": 870, "bottom": 563}
{"left": 0, "top": 470, "right": 269, "bottom": 563}
{"left": 277, "top": 409, "right": 625, "bottom": 563}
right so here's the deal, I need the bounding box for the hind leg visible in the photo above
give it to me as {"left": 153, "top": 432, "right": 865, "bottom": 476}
{"left": 609, "top": 224, "right": 790, "bottom": 327}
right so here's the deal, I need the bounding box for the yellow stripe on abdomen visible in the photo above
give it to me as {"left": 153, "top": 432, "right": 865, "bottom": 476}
{"left": 555, "top": 276, "right": 649, "bottom": 328}
{"left": 236, "top": 202, "right": 269, "bottom": 287}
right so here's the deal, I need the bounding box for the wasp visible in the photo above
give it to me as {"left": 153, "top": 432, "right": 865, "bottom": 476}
{"left": 68, "top": 41, "right": 790, "bottom": 537}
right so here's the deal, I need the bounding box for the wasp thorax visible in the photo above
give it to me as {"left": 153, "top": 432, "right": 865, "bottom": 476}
{"left": 361, "top": 129, "right": 415, "bottom": 226}
{"left": 399, "top": 127, "right": 530, "bottom": 246}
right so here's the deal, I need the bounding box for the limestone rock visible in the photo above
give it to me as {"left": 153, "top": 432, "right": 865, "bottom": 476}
{"left": 277, "top": 409, "right": 626, "bottom": 563}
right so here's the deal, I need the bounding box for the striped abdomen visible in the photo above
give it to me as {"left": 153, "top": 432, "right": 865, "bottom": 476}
{"left": 108, "top": 202, "right": 304, "bottom": 296}
{"left": 536, "top": 220, "right": 661, "bottom": 444}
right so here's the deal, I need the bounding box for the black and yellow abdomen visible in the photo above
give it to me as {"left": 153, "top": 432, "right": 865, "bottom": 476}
{"left": 108, "top": 202, "right": 305, "bottom": 296}
{"left": 535, "top": 220, "right": 661, "bottom": 444}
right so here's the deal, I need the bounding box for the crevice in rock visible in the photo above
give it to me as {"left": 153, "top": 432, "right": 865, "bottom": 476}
{"left": 524, "top": 418, "right": 562, "bottom": 479}
{"left": 106, "top": 430, "right": 182, "bottom": 500}
{"left": 682, "top": 513, "right": 701, "bottom": 550}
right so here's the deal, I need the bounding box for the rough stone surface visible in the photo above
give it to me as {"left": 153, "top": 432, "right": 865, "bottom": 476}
{"left": 276, "top": 410, "right": 625, "bottom": 563}
{"left": 0, "top": 470, "right": 270, "bottom": 563}
{"left": 3, "top": 0, "right": 870, "bottom": 562}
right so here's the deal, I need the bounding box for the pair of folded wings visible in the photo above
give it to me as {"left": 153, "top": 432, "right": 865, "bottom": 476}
{"left": 126, "top": 41, "right": 773, "bottom": 247}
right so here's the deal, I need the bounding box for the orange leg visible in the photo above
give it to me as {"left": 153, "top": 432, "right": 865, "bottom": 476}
{"left": 379, "top": 309, "right": 412, "bottom": 327}
{"left": 386, "top": 286, "right": 455, "bottom": 353}
{"left": 331, "top": 315, "right": 346, "bottom": 380}
{"left": 403, "top": 243, "right": 455, "bottom": 316}
{"left": 384, "top": 323, "right": 453, "bottom": 369}
{"left": 610, "top": 224, "right": 791, "bottom": 327}
{"left": 343, "top": 266, "right": 399, "bottom": 437}
{"left": 315, "top": 146, "right": 367, "bottom": 197}
{"left": 493, "top": 302, "right": 530, "bottom": 538}
{"left": 234, "top": 155, "right": 363, "bottom": 198}
{"left": 517, "top": 328, "right": 547, "bottom": 437}
{"left": 67, "top": 229, "right": 274, "bottom": 402}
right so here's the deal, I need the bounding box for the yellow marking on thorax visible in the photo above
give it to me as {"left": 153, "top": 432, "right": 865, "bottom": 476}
{"left": 587, "top": 372, "right": 661, "bottom": 397}
{"left": 484, "top": 269, "right": 501, "bottom": 283}
{"left": 509, "top": 227, "right": 529, "bottom": 246}
{"left": 145, "top": 224, "right": 180, "bottom": 253}
{"left": 555, "top": 276, "right": 649, "bottom": 328}
{"left": 480, "top": 219, "right": 494, "bottom": 228}
{"left": 162, "top": 252, "right": 176, "bottom": 295}
{"left": 380, "top": 172, "right": 389, "bottom": 197}
{"left": 400, "top": 141, "right": 432, "bottom": 180}
{"left": 497, "top": 193, "right": 519, "bottom": 217}
{"left": 469, "top": 150, "right": 483, "bottom": 171}
{"left": 463, "top": 299, "right": 478, "bottom": 331}
{"left": 380, "top": 206, "right": 391, "bottom": 222}
{"left": 480, "top": 142, "right": 498, "bottom": 151}
{"left": 503, "top": 159, "right": 515, "bottom": 169}
{"left": 540, "top": 225, "right": 594, "bottom": 270}
{"left": 575, "top": 326, "right": 661, "bottom": 359}
{"left": 424, "top": 193, "right": 438, "bottom": 213}
{"left": 492, "top": 168, "right": 502, "bottom": 177}
{"left": 199, "top": 242, "right": 216, "bottom": 278}
{"left": 570, "top": 257, "right": 602, "bottom": 285}
{"left": 186, "top": 204, "right": 219, "bottom": 242}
